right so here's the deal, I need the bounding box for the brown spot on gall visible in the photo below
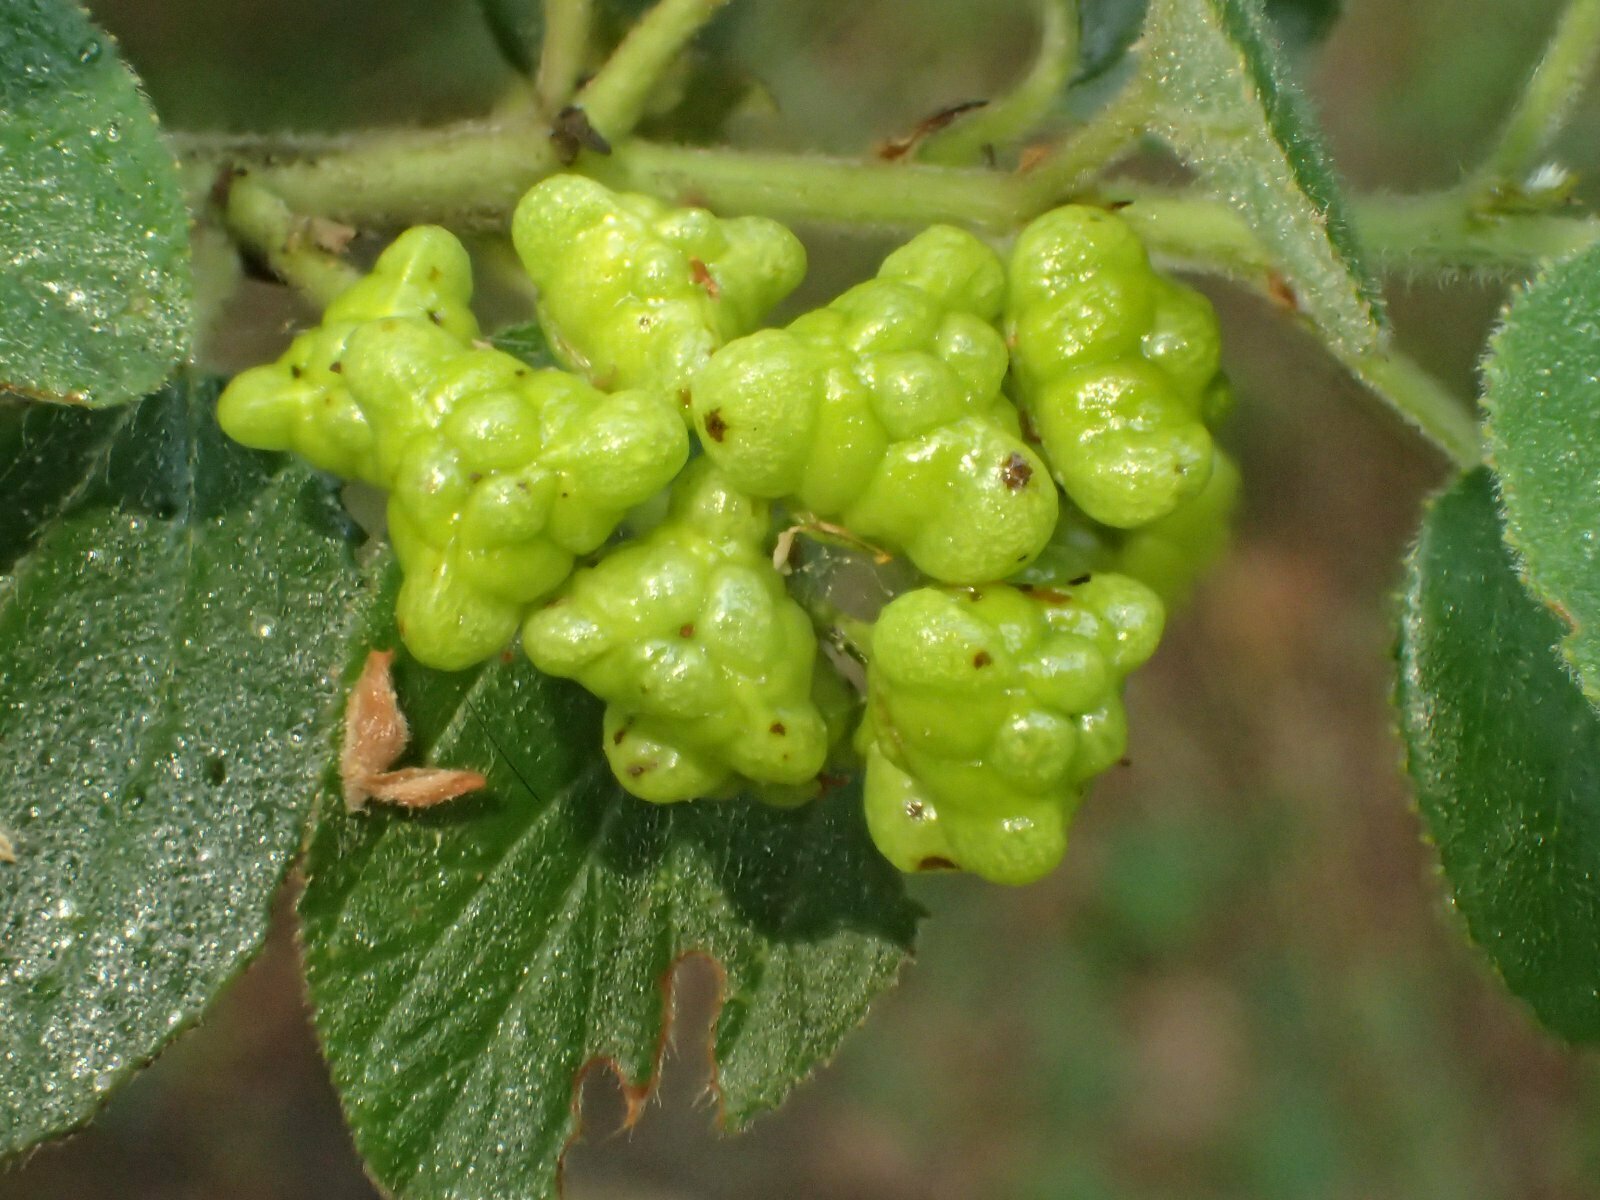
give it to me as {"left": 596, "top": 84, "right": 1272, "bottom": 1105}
{"left": 1000, "top": 452, "right": 1033, "bottom": 491}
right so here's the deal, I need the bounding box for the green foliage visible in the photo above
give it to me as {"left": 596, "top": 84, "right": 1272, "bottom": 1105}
{"left": 475, "top": 0, "right": 544, "bottom": 76}
{"left": 8, "top": 0, "right": 1600, "bottom": 1194}
{"left": 0, "top": 400, "right": 124, "bottom": 568}
{"left": 1140, "top": 0, "right": 1384, "bottom": 356}
{"left": 1077, "top": 0, "right": 1148, "bottom": 83}
{"left": 1078, "top": 0, "right": 1343, "bottom": 83}
{"left": 298, "top": 571, "right": 918, "bottom": 1200}
{"left": 1484, "top": 242, "right": 1600, "bottom": 704}
{"left": 0, "top": 380, "right": 369, "bottom": 1154}
{"left": 0, "top": 0, "right": 191, "bottom": 407}
{"left": 1267, "top": 0, "right": 1342, "bottom": 45}
{"left": 1397, "top": 468, "right": 1600, "bottom": 1042}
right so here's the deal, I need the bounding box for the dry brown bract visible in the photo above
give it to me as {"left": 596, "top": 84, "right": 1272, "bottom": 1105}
{"left": 0, "top": 830, "right": 15, "bottom": 863}
{"left": 341, "top": 650, "right": 488, "bottom": 812}
{"left": 876, "top": 99, "right": 988, "bottom": 160}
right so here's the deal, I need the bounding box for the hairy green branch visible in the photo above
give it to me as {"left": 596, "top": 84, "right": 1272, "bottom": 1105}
{"left": 574, "top": 0, "right": 731, "bottom": 141}
{"left": 218, "top": 171, "right": 360, "bottom": 308}
{"left": 537, "top": 0, "right": 594, "bottom": 111}
{"left": 919, "top": 0, "right": 1081, "bottom": 165}
{"left": 1473, "top": 0, "right": 1600, "bottom": 191}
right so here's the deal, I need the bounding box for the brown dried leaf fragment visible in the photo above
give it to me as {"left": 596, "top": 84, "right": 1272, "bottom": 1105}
{"left": 361, "top": 766, "right": 489, "bottom": 808}
{"left": 688, "top": 256, "right": 720, "bottom": 298}
{"left": 304, "top": 216, "right": 357, "bottom": 256}
{"left": 341, "top": 650, "right": 487, "bottom": 812}
{"left": 0, "top": 830, "right": 15, "bottom": 863}
{"left": 1266, "top": 271, "right": 1300, "bottom": 312}
{"left": 1016, "top": 143, "right": 1051, "bottom": 174}
{"left": 877, "top": 98, "right": 988, "bottom": 160}
{"left": 341, "top": 649, "right": 408, "bottom": 797}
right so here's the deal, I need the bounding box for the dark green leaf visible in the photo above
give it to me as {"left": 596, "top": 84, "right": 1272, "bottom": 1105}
{"left": 1078, "top": 0, "right": 1146, "bottom": 83}
{"left": 1266, "top": 0, "right": 1341, "bottom": 46}
{"left": 0, "top": 397, "right": 124, "bottom": 570}
{"left": 1483, "top": 242, "right": 1600, "bottom": 704}
{"left": 489, "top": 319, "right": 559, "bottom": 369}
{"left": 475, "top": 0, "right": 541, "bottom": 77}
{"left": 300, "top": 585, "right": 919, "bottom": 1200}
{"left": 1078, "top": 0, "right": 1341, "bottom": 83}
{"left": 0, "top": 0, "right": 192, "bottom": 408}
{"left": 473, "top": 0, "right": 752, "bottom": 143}
{"left": 1397, "top": 467, "right": 1600, "bottom": 1043}
{"left": 0, "top": 379, "right": 371, "bottom": 1157}
{"left": 1140, "top": 0, "right": 1384, "bottom": 357}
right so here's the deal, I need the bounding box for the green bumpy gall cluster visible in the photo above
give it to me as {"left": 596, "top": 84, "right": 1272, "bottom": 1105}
{"left": 1017, "top": 451, "right": 1242, "bottom": 608}
{"left": 691, "top": 225, "right": 1058, "bottom": 582}
{"left": 857, "top": 578, "right": 1164, "bottom": 885}
{"left": 1006, "top": 205, "right": 1231, "bottom": 529}
{"left": 216, "top": 227, "right": 480, "bottom": 485}
{"left": 524, "top": 461, "right": 831, "bottom": 803}
{"left": 512, "top": 174, "right": 807, "bottom": 406}
{"left": 218, "top": 174, "right": 1239, "bottom": 885}
{"left": 217, "top": 224, "right": 689, "bottom": 670}
{"left": 346, "top": 319, "right": 688, "bottom": 669}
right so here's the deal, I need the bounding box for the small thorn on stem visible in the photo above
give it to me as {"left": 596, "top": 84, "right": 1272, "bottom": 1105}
{"left": 551, "top": 105, "right": 613, "bottom": 165}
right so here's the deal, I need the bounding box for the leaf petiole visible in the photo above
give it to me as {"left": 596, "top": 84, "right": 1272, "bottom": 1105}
{"left": 217, "top": 172, "right": 361, "bottom": 310}
{"left": 575, "top": 0, "right": 732, "bottom": 142}
{"left": 918, "top": 0, "right": 1082, "bottom": 165}
{"left": 537, "top": 0, "right": 594, "bottom": 112}
{"left": 1110, "top": 185, "right": 1482, "bottom": 468}
{"left": 1471, "top": 0, "right": 1600, "bottom": 195}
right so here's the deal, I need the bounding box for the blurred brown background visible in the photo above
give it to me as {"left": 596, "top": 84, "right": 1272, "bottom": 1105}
{"left": 8, "top": 1, "right": 1600, "bottom": 1197}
